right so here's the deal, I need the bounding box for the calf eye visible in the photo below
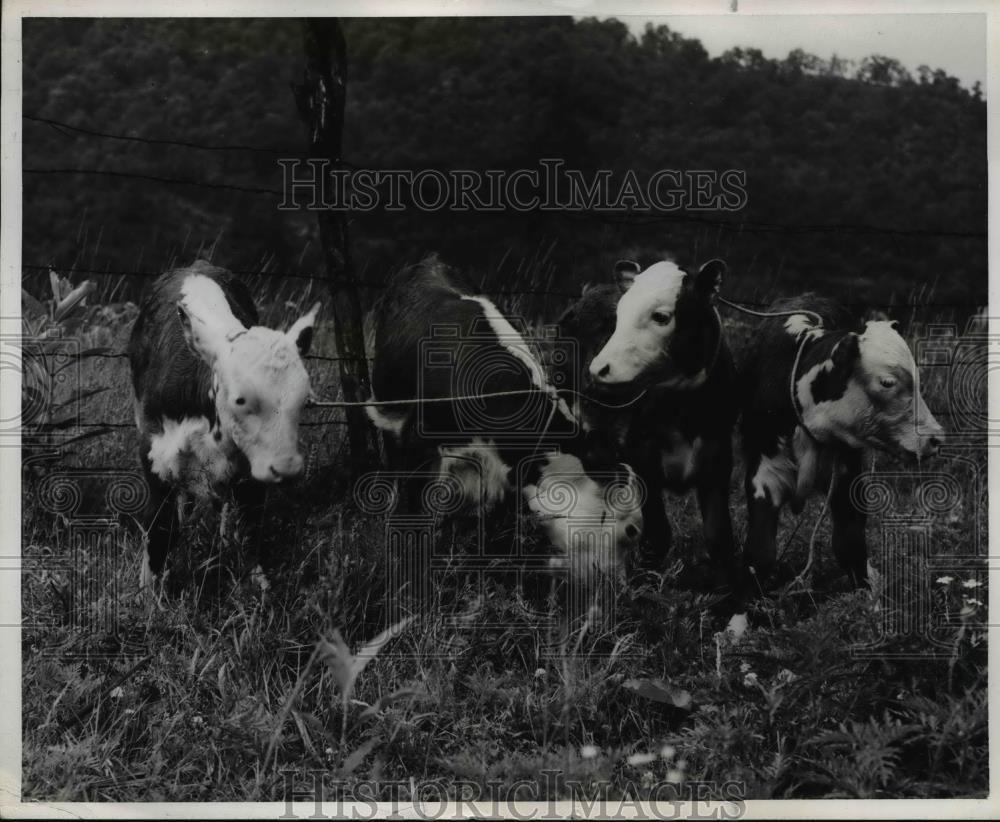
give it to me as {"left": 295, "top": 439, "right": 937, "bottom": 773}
{"left": 651, "top": 311, "right": 672, "bottom": 325}
{"left": 879, "top": 376, "right": 897, "bottom": 389}
{"left": 235, "top": 397, "right": 247, "bottom": 406}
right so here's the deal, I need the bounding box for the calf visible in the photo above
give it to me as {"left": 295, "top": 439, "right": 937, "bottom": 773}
{"left": 560, "top": 258, "right": 739, "bottom": 582}
{"left": 740, "top": 295, "right": 944, "bottom": 586}
{"left": 366, "top": 256, "right": 643, "bottom": 582}
{"left": 128, "top": 260, "right": 320, "bottom": 586}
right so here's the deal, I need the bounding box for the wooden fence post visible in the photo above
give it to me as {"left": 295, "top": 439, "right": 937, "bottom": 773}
{"left": 294, "top": 18, "right": 378, "bottom": 476}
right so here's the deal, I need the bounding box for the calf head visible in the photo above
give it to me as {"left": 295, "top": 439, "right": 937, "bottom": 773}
{"left": 523, "top": 454, "right": 644, "bottom": 578}
{"left": 798, "top": 320, "right": 944, "bottom": 460}
{"left": 589, "top": 258, "right": 726, "bottom": 389}
{"left": 177, "top": 282, "right": 320, "bottom": 483}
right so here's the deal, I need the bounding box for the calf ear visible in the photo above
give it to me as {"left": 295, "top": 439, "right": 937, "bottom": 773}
{"left": 831, "top": 331, "right": 861, "bottom": 376}
{"left": 694, "top": 258, "right": 726, "bottom": 298}
{"left": 287, "top": 301, "right": 321, "bottom": 356}
{"left": 613, "top": 260, "right": 641, "bottom": 293}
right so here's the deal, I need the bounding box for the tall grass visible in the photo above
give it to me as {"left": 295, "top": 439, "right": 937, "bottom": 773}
{"left": 20, "top": 260, "right": 988, "bottom": 801}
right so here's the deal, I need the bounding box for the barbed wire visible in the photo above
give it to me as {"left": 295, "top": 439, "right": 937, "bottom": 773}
{"left": 24, "top": 113, "right": 302, "bottom": 155}
{"left": 23, "top": 167, "right": 285, "bottom": 197}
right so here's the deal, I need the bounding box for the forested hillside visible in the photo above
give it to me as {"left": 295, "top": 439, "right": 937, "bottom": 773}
{"left": 22, "top": 17, "right": 986, "bottom": 310}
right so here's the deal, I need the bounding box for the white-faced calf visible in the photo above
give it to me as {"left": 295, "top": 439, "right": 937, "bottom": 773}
{"left": 560, "top": 258, "right": 739, "bottom": 585}
{"left": 740, "top": 295, "right": 944, "bottom": 587}
{"left": 128, "top": 260, "right": 320, "bottom": 586}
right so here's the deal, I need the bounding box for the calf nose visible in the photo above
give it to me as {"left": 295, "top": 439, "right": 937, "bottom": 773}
{"left": 624, "top": 523, "right": 640, "bottom": 541}
{"left": 592, "top": 362, "right": 611, "bottom": 381}
{"left": 920, "top": 428, "right": 944, "bottom": 458}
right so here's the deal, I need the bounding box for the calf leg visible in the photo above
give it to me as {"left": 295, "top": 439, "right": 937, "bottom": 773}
{"left": 140, "top": 458, "right": 178, "bottom": 588}
{"left": 637, "top": 483, "right": 672, "bottom": 571}
{"left": 696, "top": 471, "right": 735, "bottom": 589}
{"left": 233, "top": 480, "right": 270, "bottom": 577}
{"left": 744, "top": 460, "right": 781, "bottom": 592}
{"left": 830, "top": 452, "right": 868, "bottom": 587}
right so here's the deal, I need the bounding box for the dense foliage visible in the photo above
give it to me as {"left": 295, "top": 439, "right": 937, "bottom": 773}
{"left": 23, "top": 17, "right": 986, "bottom": 309}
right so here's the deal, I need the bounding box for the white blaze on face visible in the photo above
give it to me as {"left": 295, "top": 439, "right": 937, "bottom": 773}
{"left": 178, "top": 274, "right": 319, "bottom": 483}
{"left": 589, "top": 261, "right": 685, "bottom": 385}
{"left": 522, "top": 453, "right": 643, "bottom": 579}
{"left": 797, "top": 320, "right": 944, "bottom": 458}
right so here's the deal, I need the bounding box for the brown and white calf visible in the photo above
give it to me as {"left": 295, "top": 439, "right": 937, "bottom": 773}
{"left": 366, "top": 256, "right": 643, "bottom": 582}
{"left": 739, "top": 295, "right": 944, "bottom": 587}
{"left": 128, "top": 260, "right": 320, "bottom": 586}
{"left": 560, "top": 258, "right": 739, "bottom": 585}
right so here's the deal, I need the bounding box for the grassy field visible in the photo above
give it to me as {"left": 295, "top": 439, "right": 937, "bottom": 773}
{"left": 20, "top": 269, "right": 988, "bottom": 802}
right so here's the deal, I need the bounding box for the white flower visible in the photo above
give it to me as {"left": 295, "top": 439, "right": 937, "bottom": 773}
{"left": 109, "top": 686, "right": 124, "bottom": 700}
{"left": 962, "top": 579, "right": 982, "bottom": 589}
{"left": 580, "top": 745, "right": 599, "bottom": 759}
{"left": 743, "top": 672, "right": 759, "bottom": 688}
{"left": 534, "top": 668, "right": 547, "bottom": 679}
{"left": 666, "top": 769, "right": 684, "bottom": 784}
{"left": 627, "top": 752, "right": 657, "bottom": 766}
{"left": 191, "top": 715, "right": 203, "bottom": 726}
{"left": 936, "top": 576, "right": 954, "bottom": 585}
{"left": 963, "top": 597, "right": 983, "bottom": 608}
{"left": 660, "top": 744, "right": 676, "bottom": 760}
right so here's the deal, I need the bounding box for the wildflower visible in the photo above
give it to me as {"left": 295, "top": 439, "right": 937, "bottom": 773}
{"left": 627, "top": 752, "right": 657, "bottom": 767}
{"left": 534, "top": 668, "right": 547, "bottom": 679}
{"left": 580, "top": 745, "right": 599, "bottom": 759}
{"left": 191, "top": 715, "right": 203, "bottom": 726}
{"left": 743, "top": 671, "right": 759, "bottom": 688}
{"left": 739, "top": 661, "right": 751, "bottom": 673}
{"left": 641, "top": 770, "right": 656, "bottom": 788}
{"left": 936, "top": 576, "right": 954, "bottom": 585}
{"left": 666, "top": 769, "right": 684, "bottom": 784}
{"left": 776, "top": 669, "right": 798, "bottom": 685}
{"left": 962, "top": 579, "right": 982, "bottom": 589}
{"left": 109, "top": 686, "right": 124, "bottom": 700}
{"left": 660, "top": 744, "right": 676, "bottom": 760}
{"left": 963, "top": 597, "right": 983, "bottom": 608}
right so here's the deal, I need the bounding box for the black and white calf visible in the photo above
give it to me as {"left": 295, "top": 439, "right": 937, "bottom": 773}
{"left": 128, "top": 260, "right": 320, "bottom": 586}
{"left": 366, "top": 256, "right": 643, "bottom": 579}
{"left": 559, "top": 258, "right": 739, "bottom": 580}
{"left": 739, "top": 295, "right": 945, "bottom": 586}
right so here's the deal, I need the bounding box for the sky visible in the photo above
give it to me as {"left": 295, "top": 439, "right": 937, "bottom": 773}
{"left": 615, "top": 13, "right": 986, "bottom": 91}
